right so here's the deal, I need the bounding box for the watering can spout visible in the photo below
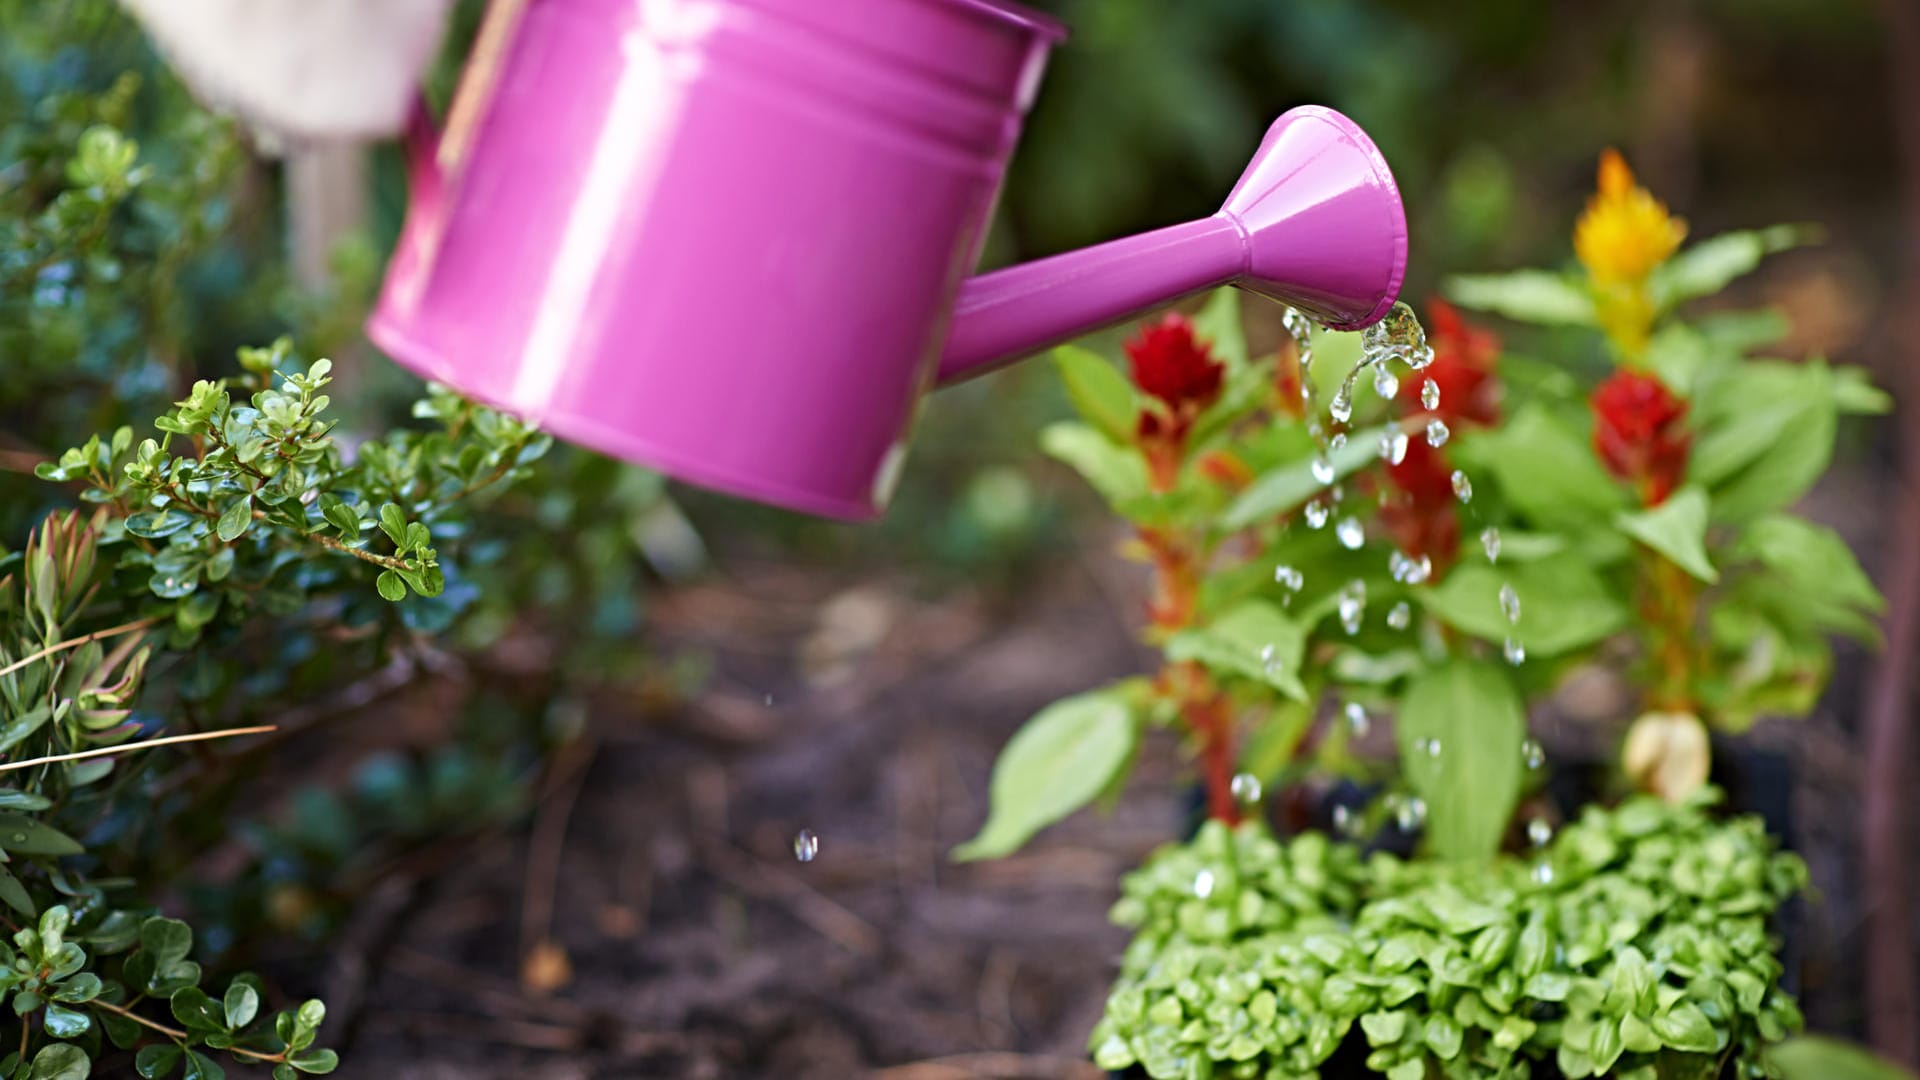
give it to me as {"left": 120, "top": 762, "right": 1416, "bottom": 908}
{"left": 936, "top": 105, "right": 1407, "bottom": 387}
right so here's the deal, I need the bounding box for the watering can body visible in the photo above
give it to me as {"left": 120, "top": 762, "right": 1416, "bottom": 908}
{"left": 367, "top": 0, "right": 1408, "bottom": 519}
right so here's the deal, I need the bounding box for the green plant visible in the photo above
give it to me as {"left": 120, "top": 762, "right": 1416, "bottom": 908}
{"left": 1091, "top": 791, "right": 1807, "bottom": 1079}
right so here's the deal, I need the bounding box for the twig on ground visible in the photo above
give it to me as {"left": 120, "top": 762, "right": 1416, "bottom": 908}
{"left": 870, "top": 1053, "right": 1104, "bottom": 1080}
{"left": 701, "top": 841, "right": 883, "bottom": 958}
{"left": 519, "top": 736, "right": 598, "bottom": 995}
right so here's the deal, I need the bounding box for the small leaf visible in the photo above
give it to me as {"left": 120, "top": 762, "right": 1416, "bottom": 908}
{"left": 1650, "top": 1002, "right": 1722, "bottom": 1053}
{"left": 378, "top": 504, "right": 407, "bottom": 547}
{"left": 1164, "top": 600, "right": 1309, "bottom": 701}
{"left": 287, "top": 1050, "right": 338, "bottom": 1075}
{"left": 25, "top": 1043, "right": 87, "bottom": 1080}
{"left": 181, "top": 1051, "right": 224, "bottom": 1080}
{"left": 318, "top": 497, "right": 360, "bottom": 539}
{"left": 1445, "top": 270, "right": 1597, "bottom": 325}
{"left": 39, "top": 1004, "right": 88, "bottom": 1039}
{"left": 1649, "top": 225, "right": 1813, "bottom": 310}
{"left": 135, "top": 1045, "right": 181, "bottom": 1080}
{"left": 1051, "top": 346, "right": 1138, "bottom": 445}
{"left": 1038, "top": 423, "right": 1147, "bottom": 507}
{"left": 170, "top": 987, "right": 224, "bottom": 1033}
{"left": 223, "top": 981, "right": 259, "bottom": 1030}
{"left": 214, "top": 496, "right": 252, "bottom": 543}
{"left": 953, "top": 687, "right": 1139, "bottom": 861}
{"left": 375, "top": 572, "right": 407, "bottom": 603}
{"left": 1615, "top": 486, "right": 1717, "bottom": 583}
{"left": 0, "top": 815, "right": 84, "bottom": 856}
{"left": 0, "top": 868, "right": 35, "bottom": 918}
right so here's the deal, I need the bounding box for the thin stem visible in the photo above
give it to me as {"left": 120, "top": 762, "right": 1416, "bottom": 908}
{"left": 0, "top": 725, "right": 275, "bottom": 773}
{"left": 0, "top": 617, "right": 161, "bottom": 680}
{"left": 89, "top": 1000, "right": 286, "bottom": 1064}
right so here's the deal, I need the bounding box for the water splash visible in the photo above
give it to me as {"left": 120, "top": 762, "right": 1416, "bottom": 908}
{"left": 1421, "top": 378, "right": 1441, "bottom": 411}
{"left": 1425, "top": 419, "right": 1450, "bottom": 448}
{"left": 1372, "top": 366, "right": 1399, "bottom": 400}
{"left": 1388, "top": 551, "right": 1432, "bottom": 586}
{"left": 793, "top": 829, "right": 820, "bottom": 863}
{"left": 1273, "top": 564, "right": 1304, "bottom": 593}
{"left": 1304, "top": 499, "right": 1331, "bottom": 530}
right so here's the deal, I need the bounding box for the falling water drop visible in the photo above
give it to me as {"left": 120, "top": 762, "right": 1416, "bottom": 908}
{"left": 1304, "top": 499, "right": 1331, "bottom": 530}
{"left": 1421, "top": 379, "right": 1441, "bottom": 411}
{"left": 1330, "top": 385, "right": 1354, "bottom": 424}
{"left": 1330, "top": 432, "right": 1348, "bottom": 451}
{"left": 1481, "top": 527, "right": 1502, "bottom": 564}
{"left": 1283, "top": 307, "right": 1314, "bottom": 370}
{"left": 764, "top": 694, "right": 774, "bottom": 708}
{"left": 1344, "top": 701, "right": 1372, "bottom": 738}
{"left": 1337, "top": 580, "right": 1367, "bottom": 635}
{"left": 1451, "top": 471, "right": 1473, "bottom": 504}
{"left": 793, "top": 829, "right": 820, "bottom": 863}
{"left": 1499, "top": 584, "right": 1521, "bottom": 624}
{"left": 1378, "top": 428, "right": 1409, "bottom": 466}
{"left": 1532, "top": 862, "right": 1556, "bottom": 885}
{"left": 1230, "top": 773, "right": 1264, "bottom": 807}
{"left": 1413, "top": 736, "right": 1442, "bottom": 759}
{"left": 1332, "top": 804, "right": 1355, "bottom": 836}
{"left": 1425, "top": 419, "right": 1450, "bottom": 448}
{"left": 1395, "top": 796, "right": 1428, "bottom": 832}
{"left": 1336, "top": 517, "right": 1365, "bottom": 550}
{"left": 1193, "top": 869, "right": 1216, "bottom": 899}
{"left": 1273, "top": 565, "right": 1305, "bottom": 592}
{"left": 1387, "top": 601, "right": 1412, "bottom": 630}
{"left": 1373, "top": 366, "right": 1400, "bottom": 400}
{"left": 1527, "top": 818, "right": 1554, "bottom": 848}
{"left": 1259, "top": 643, "right": 1277, "bottom": 669}
{"left": 1311, "top": 455, "right": 1336, "bottom": 486}
{"left": 1503, "top": 637, "right": 1527, "bottom": 665}
{"left": 1522, "top": 737, "right": 1546, "bottom": 770}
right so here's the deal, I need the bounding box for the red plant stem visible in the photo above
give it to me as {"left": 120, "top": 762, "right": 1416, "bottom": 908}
{"left": 1180, "top": 670, "right": 1240, "bottom": 826}
{"left": 1864, "top": 0, "right": 1920, "bottom": 1061}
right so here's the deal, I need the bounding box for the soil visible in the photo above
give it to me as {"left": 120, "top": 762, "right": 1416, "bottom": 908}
{"left": 267, "top": 510, "right": 1881, "bottom": 1080}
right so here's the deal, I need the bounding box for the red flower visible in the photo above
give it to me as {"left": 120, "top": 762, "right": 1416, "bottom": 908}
{"left": 1127, "top": 314, "right": 1225, "bottom": 415}
{"left": 1398, "top": 299, "right": 1500, "bottom": 428}
{"left": 1380, "top": 438, "right": 1461, "bottom": 569}
{"left": 1591, "top": 369, "right": 1690, "bottom": 505}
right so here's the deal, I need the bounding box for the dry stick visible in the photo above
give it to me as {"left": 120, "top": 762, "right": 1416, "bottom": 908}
{"left": 0, "top": 725, "right": 275, "bottom": 773}
{"left": 518, "top": 737, "right": 598, "bottom": 988}
{"left": 0, "top": 617, "right": 161, "bottom": 680}
{"left": 1865, "top": 0, "right": 1920, "bottom": 1063}
{"left": 870, "top": 1053, "right": 1104, "bottom": 1080}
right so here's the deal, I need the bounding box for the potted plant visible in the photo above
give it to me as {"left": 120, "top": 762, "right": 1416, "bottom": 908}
{"left": 956, "top": 150, "right": 1882, "bottom": 1078}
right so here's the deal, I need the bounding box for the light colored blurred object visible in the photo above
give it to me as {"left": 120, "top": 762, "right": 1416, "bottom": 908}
{"left": 117, "top": 0, "right": 454, "bottom": 139}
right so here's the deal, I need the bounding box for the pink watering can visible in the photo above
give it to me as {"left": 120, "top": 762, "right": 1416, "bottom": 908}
{"left": 367, "top": 0, "right": 1409, "bottom": 519}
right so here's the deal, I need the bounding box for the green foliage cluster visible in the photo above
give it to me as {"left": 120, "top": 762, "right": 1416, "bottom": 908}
{"left": 1091, "top": 792, "right": 1807, "bottom": 1080}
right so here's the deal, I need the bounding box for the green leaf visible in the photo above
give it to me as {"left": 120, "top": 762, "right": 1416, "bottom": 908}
{"left": 1687, "top": 360, "right": 1837, "bottom": 521}
{"left": 375, "top": 572, "right": 407, "bottom": 603}
{"left": 953, "top": 686, "right": 1139, "bottom": 861}
{"left": 39, "top": 1004, "right": 88, "bottom": 1039}
{"left": 287, "top": 1050, "right": 338, "bottom": 1075}
{"left": 1417, "top": 555, "right": 1628, "bottom": 659}
{"left": 181, "top": 1051, "right": 223, "bottom": 1080}
{"left": 1649, "top": 225, "right": 1812, "bottom": 310}
{"left": 1191, "top": 288, "right": 1249, "bottom": 372}
{"left": 1039, "top": 423, "right": 1147, "bottom": 507}
{"left": 1163, "top": 600, "right": 1308, "bottom": 701}
{"left": 25, "top": 1044, "right": 86, "bottom": 1080}
{"left": 1833, "top": 366, "right": 1893, "bottom": 415}
{"left": 1397, "top": 661, "right": 1527, "bottom": 860}
{"left": 1616, "top": 487, "right": 1717, "bottom": 582}
{"left": 378, "top": 504, "right": 408, "bottom": 547}
{"left": 1462, "top": 404, "right": 1627, "bottom": 530}
{"left": 318, "top": 497, "right": 360, "bottom": 539}
{"left": 170, "top": 987, "right": 224, "bottom": 1033}
{"left": 214, "top": 496, "right": 252, "bottom": 542}
{"left": 1222, "top": 423, "right": 1396, "bottom": 530}
{"left": 0, "top": 815, "right": 84, "bottom": 856}
{"left": 223, "top": 981, "right": 259, "bottom": 1029}
{"left": 1052, "top": 346, "right": 1138, "bottom": 444}
{"left": 123, "top": 511, "right": 193, "bottom": 540}
{"left": 1650, "top": 1002, "right": 1721, "bottom": 1053}
{"left": 0, "top": 868, "right": 34, "bottom": 918}
{"left": 134, "top": 1045, "right": 181, "bottom": 1080}
{"left": 1768, "top": 1038, "right": 1920, "bottom": 1080}
{"left": 1445, "top": 270, "right": 1597, "bottom": 325}
{"left": 1734, "top": 514, "right": 1883, "bottom": 640}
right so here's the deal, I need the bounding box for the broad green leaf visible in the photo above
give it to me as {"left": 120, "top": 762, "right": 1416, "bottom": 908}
{"left": 377, "top": 504, "right": 407, "bottom": 547}
{"left": 182, "top": 1050, "right": 224, "bottom": 1080}
{"left": 215, "top": 496, "right": 252, "bottom": 542}
{"left": 1051, "top": 346, "right": 1137, "bottom": 445}
{"left": 1462, "top": 404, "right": 1627, "bottom": 530}
{"left": 375, "top": 572, "right": 407, "bottom": 603}
{"left": 40, "top": 1004, "right": 89, "bottom": 1039}
{"left": 134, "top": 1044, "right": 181, "bottom": 1080}
{"left": 0, "top": 867, "right": 34, "bottom": 918}
{"left": 1039, "top": 422, "right": 1148, "bottom": 507}
{"left": 1616, "top": 487, "right": 1716, "bottom": 582}
{"left": 1191, "top": 287, "right": 1249, "bottom": 372}
{"left": 1445, "top": 270, "right": 1597, "bottom": 326}
{"left": 0, "top": 814, "right": 84, "bottom": 856}
{"left": 1688, "top": 360, "right": 1837, "bottom": 521}
{"left": 1768, "top": 1038, "right": 1920, "bottom": 1080}
{"left": 287, "top": 1050, "right": 338, "bottom": 1075}
{"left": 1834, "top": 366, "right": 1893, "bottom": 415}
{"left": 1734, "top": 514, "right": 1883, "bottom": 640}
{"left": 1649, "top": 1002, "right": 1721, "bottom": 1053}
{"left": 1649, "top": 225, "right": 1812, "bottom": 310}
{"left": 1223, "top": 423, "right": 1396, "bottom": 530}
{"left": 26, "top": 1044, "right": 87, "bottom": 1080}
{"left": 223, "top": 980, "right": 260, "bottom": 1029}
{"left": 170, "top": 987, "right": 224, "bottom": 1033}
{"left": 1165, "top": 600, "right": 1309, "bottom": 701}
{"left": 1397, "top": 661, "right": 1527, "bottom": 860}
{"left": 318, "top": 496, "right": 360, "bottom": 539}
{"left": 953, "top": 686, "right": 1139, "bottom": 861}
{"left": 1417, "top": 555, "right": 1627, "bottom": 658}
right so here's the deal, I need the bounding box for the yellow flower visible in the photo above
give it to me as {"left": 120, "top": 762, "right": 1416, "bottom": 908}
{"left": 1574, "top": 149, "right": 1686, "bottom": 286}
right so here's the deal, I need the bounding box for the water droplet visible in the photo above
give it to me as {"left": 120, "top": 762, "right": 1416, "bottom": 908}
{"left": 1193, "top": 869, "right": 1216, "bottom": 899}
{"left": 1373, "top": 366, "right": 1399, "bottom": 400}
{"left": 1336, "top": 517, "right": 1365, "bottom": 550}
{"left": 1273, "top": 564, "right": 1304, "bottom": 592}
{"left": 1230, "top": 773, "right": 1263, "bottom": 806}
{"left": 9, "top": 834, "right": 23, "bottom": 845}
{"left": 1329, "top": 432, "right": 1347, "bottom": 451}
{"left": 1425, "top": 419, "right": 1450, "bottom": 448}
{"left": 1362, "top": 302, "right": 1428, "bottom": 367}
{"left": 764, "top": 694, "right": 774, "bottom": 708}
{"left": 1337, "top": 580, "right": 1367, "bottom": 635}
{"left": 1413, "top": 736, "right": 1442, "bottom": 759}
{"left": 1421, "top": 379, "right": 1441, "bottom": 411}
{"left": 1378, "top": 428, "right": 1408, "bottom": 466}
{"left": 1481, "top": 527, "right": 1502, "bottom": 564}
{"left": 1499, "top": 584, "right": 1521, "bottom": 624}
{"left": 1522, "top": 737, "right": 1546, "bottom": 770}
{"left": 1451, "top": 470, "right": 1473, "bottom": 504}
{"left": 1311, "top": 455, "right": 1335, "bottom": 486}
{"left": 1395, "top": 795, "right": 1427, "bottom": 832}
{"left": 1282, "top": 307, "right": 1314, "bottom": 373}
{"left": 1387, "top": 601, "right": 1412, "bottom": 630}
{"left": 793, "top": 830, "right": 819, "bottom": 863}
{"left": 162, "top": 578, "right": 176, "bottom": 589}
{"left": 1304, "top": 499, "right": 1330, "bottom": 530}
{"left": 1344, "top": 701, "right": 1372, "bottom": 739}
{"left": 1527, "top": 818, "right": 1553, "bottom": 848}
{"left": 1330, "top": 385, "right": 1353, "bottom": 424}
{"left": 1531, "top": 861, "right": 1555, "bottom": 885}
{"left": 1503, "top": 636, "right": 1527, "bottom": 665}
